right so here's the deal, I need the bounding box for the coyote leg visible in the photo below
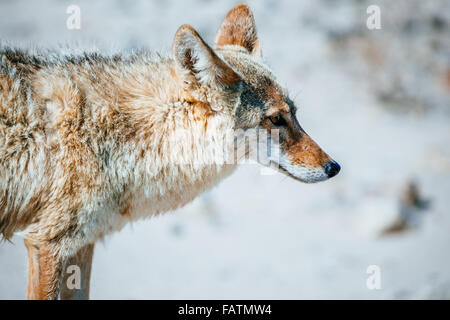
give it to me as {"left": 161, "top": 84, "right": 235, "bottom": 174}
{"left": 60, "top": 243, "right": 94, "bottom": 300}
{"left": 24, "top": 239, "right": 64, "bottom": 300}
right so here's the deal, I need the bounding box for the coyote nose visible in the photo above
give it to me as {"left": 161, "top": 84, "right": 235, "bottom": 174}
{"left": 324, "top": 161, "right": 340, "bottom": 178}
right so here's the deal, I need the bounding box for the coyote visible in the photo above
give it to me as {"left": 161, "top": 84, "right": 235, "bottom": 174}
{"left": 0, "top": 4, "right": 340, "bottom": 299}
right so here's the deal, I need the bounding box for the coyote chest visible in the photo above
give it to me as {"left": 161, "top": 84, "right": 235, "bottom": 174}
{"left": 107, "top": 116, "right": 238, "bottom": 233}
{"left": 41, "top": 97, "right": 237, "bottom": 243}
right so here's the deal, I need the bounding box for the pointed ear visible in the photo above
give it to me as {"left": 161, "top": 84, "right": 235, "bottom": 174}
{"left": 173, "top": 24, "right": 240, "bottom": 87}
{"left": 215, "top": 3, "right": 262, "bottom": 56}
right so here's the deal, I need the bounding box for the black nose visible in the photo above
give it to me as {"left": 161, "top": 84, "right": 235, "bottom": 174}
{"left": 324, "top": 161, "right": 341, "bottom": 178}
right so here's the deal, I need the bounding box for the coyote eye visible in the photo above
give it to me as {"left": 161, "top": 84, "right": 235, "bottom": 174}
{"left": 269, "top": 114, "right": 286, "bottom": 126}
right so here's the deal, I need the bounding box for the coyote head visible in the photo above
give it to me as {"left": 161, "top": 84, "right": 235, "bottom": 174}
{"left": 172, "top": 3, "right": 340, "bottom": 183}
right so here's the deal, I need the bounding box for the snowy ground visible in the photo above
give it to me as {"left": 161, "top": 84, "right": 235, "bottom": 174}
{"left": 0, "top": 0, "right": 449, "bottom": 299}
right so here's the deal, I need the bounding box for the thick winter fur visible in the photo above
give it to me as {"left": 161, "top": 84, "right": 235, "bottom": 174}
{"left": 0, "top": 4, "right": 339, "bottom": 299}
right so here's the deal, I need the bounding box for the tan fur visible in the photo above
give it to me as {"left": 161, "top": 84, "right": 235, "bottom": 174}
{"left": 24, "top": 239, "right": 63, "bottom": 300}
{"left": 285, "top": 135, "right": 332, "bottom": 168}
{"left": 216, "top": 3, "right": 262, "bottom": 56}
{"left": 0, "top": 3, "right": 339, "bottom": 299}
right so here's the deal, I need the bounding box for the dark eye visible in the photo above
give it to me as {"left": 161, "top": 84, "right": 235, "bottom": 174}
{"left": 269, "top": 114, "right": 286, "bottom": 126}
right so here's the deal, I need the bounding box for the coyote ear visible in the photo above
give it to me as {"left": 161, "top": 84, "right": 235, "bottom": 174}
{"left": 215, "top": 3, "right": 262, "bottom": 56}
{"left": 173, "top": 24, "right": 240, "bottom": 87}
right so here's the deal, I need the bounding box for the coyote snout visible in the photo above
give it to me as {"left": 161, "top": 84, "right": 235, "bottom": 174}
{"left": 270, "top": 126, "right": 341, "bottom": 183}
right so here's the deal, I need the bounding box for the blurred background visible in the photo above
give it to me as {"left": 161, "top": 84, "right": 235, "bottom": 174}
{"left": 0, "top": 0, "right": 449, "bottom": 299}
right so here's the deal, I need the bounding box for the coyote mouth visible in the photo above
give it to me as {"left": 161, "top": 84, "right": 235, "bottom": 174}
{"left": 269, "top": 161, "right": 328, "bottom": 183}
{"left": 269, "top": 160, "right": 305, "bottom": 182}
